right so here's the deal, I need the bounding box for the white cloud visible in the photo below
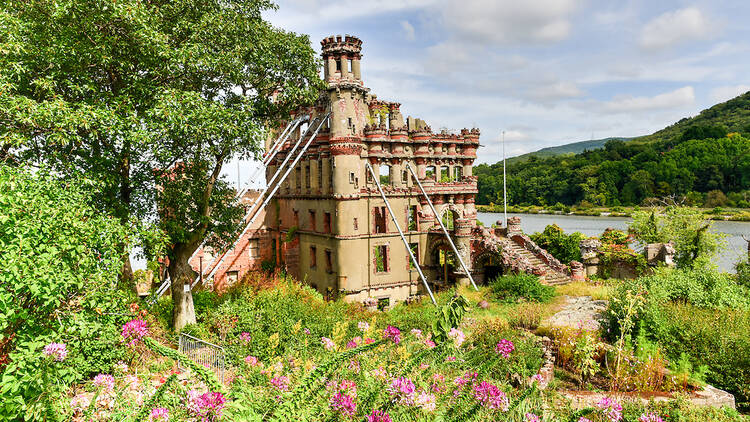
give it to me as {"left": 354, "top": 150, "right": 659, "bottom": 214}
{"left": 710, "top": 84, "right": 750, "bottom": 103}
{"left": 639, "top": 7, "right": 713, "bottom": 51}
{"left": 435, "top": 0, "right": 582, "bottom": 45}
{"left": 528, "top": 81, "right": 585, "bottom": 101}
{"left": 599, "top": 86, "right": 696, "bottom": 114}
{"left": 401, "top": 20, "right": 416, "bottom": 41}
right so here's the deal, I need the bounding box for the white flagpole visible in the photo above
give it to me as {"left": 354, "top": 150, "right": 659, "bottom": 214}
{"left": 502, "top": 130, "right": 507, "bottom": 226}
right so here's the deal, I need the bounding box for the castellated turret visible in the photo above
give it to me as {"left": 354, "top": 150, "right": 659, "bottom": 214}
{"left": 321, "top": 35, "right": 363, "bottom": 83}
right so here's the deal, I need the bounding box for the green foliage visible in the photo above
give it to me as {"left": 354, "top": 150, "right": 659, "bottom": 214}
{"left": 736, "top": 258, "right": 750, "bottom": 288}
{"left": 0, "top": 166, "right": 136, "bottom": 420}
{"left": 599, "top": 228, "right": 630, "bottom": 246}
{"left": 134, "top": 373, "right": 178, "bottom": 422}
{"left": 529, "top": 224, "right": 584, "bottom": 263}
{"left": 144, "top": 337, "right": 226, "bottom": 395}
{"left": 604, "top": 268, "right": 750, "bottom": 409}
{"left": 629, "top": 207, "right": 726, "bottom": 268}
{"left": 490, "top": 273, "right": 555, "bottom": 303}
{"left": 431, "top": 295, "right": 470, "bottom": 345}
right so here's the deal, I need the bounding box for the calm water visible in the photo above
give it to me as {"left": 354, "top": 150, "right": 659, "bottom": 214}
{"left": 477, "top": 212, "right": 749, "bottom": 273}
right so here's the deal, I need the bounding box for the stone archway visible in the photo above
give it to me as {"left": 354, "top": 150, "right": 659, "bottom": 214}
{"left": 473, "top": 250, "right": 503, "bottom": 285}
{"left": 429, "top": 238, "right": 457, "bottom": 288}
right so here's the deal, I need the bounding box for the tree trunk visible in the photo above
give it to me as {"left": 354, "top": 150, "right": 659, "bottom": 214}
{"left": 169, "top": 247, "right": 197, "bottom": 332}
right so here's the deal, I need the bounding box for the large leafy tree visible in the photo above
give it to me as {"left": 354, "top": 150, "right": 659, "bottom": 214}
{"left": 0, "top": 0, "right": 322, "bottom": 329}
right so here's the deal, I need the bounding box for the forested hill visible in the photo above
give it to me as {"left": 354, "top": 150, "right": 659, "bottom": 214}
{"left": 476, "top": 92, "right": 750, "bottom": 208}
{"left": 507, "top": 137, "right": 633, "bottom": 164}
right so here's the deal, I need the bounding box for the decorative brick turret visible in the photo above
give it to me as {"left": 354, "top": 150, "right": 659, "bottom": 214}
{"left": 321, "top": 35, "right": 363, "bottom": 82}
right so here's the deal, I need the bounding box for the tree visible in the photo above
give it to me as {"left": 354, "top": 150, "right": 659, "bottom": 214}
{"left": 0, "top": 0, "right": 322, "bottom": 330}
{"left": 704, "top": 190, "right": 729, "bottom": 208}
{"left": 629, "top": 207, "right": 726, "bottom": 269}
{"left": 529, "top": 224, "right": 584, "bottom": 263}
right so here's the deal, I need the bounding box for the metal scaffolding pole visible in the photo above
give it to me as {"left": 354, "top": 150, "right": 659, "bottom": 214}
{"left": 405, "top": 163, "right": 478, "bottom": 291}
{"left": 190, "top": 112, "right": 331, "bottom": 289}
{"left": 365, "top": 163, "right": 437, "bottom": 306}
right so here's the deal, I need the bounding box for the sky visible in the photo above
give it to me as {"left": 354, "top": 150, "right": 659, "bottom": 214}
{"left": 257, "top": 0, "right": 750, "bottom": 163}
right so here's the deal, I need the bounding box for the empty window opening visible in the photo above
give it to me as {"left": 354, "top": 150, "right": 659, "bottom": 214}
{"left": 408, "top": 205, "right": 418, "bottom": 231}
{"left": 408, "top": 242, "right": 419, "bottom": 269}
{"left": 377, "top": 297, "right": 390, "bottom": 311}
{"left": 347, "top": 59, "right": 353, "bottom": 73}
{"left": 317, "top": 161, "right": 323, "bottom": 188}
{"left": 305, "top": 165, "right": 311, "bottom": 188}
{"left": 293, "top": 209, "right": 299, "bottom": 226}
{"left": 440, "top": 166, "right": 450, "bottom": 183}
{"left": 442, "top": 210, "right": 456, "bottom": 231}
{"left": 310, "top": 246, "right": 317, "bottom": 269}
{"left": 296, "top": 166, "right": 301, "bottom": 188}
{"left": 349, "top": 172, "right": 355, "bottom": 184}
{"left": 379, "top": 165, "right": 391, "bottom": 185}
{"left": 309, "top": 210, "right": 316, "bottom": 231}
{"left": 402, "top": 170, "right": 409, "bottom": 185}
{"left": 425, "top": 166, "right": 436, "bottom": 180}
{"left": 324, "top": 212, "right": 332, "bottom": 233}
{"left": 325, "top": 250, "right": 333, "bottom": 273}
{"left": 374, "top": 245, "right": 388, "bottom": 273}
{"left": 226, "top": 271, "right": 239, "bottom": 287}
{"left": 374, "top": 206, "right": 387, "bottom": 234}
{"left": 336, "top": 59, "right": 342, "bottom": 72}
{"left": 454, "top": 166, "right": 462, "bottom": 181}
{"left": 248, "top": 239, "right": 259, "bottom": 259}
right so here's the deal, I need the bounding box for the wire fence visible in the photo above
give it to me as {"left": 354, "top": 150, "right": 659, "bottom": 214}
{"left": 178, "top": 333, "right": 226, "bottom": 384}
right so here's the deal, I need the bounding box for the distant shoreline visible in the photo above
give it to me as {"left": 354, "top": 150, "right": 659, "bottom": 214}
{"left": 476, "top": 204, "right": 750, "bottom": 222}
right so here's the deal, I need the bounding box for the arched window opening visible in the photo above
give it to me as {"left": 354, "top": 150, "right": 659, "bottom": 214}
{"left": 425, "top": 166, "right": 436, "bottom": 181}
{"left": 379, "top": 164, "right": 391, "bottom": 185}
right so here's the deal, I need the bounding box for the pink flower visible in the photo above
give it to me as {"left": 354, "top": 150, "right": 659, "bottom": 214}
{"left": 43, "top": 342, "right": 67, "bottom": 362}
{"left": 244, "top": 356, "right": 259, "bottom": 367}
{"left": 383, "top": 325, "right": 401, "bottom": 344}
{"left": 358, "top": 321, "right": 370, "bottom": 332}
{"left": 348, "top": 360, "right": 361, "bottom": 373}
{"left": 321, "top": 337, "right": 335, "bottom": 351}
{"left": 371, "top": 366, "right": 388, "bottom": 380}
{"left": 367, "top": 410, "right": 392, "bottom": 422}
{"left": 188, "top": 391, "right": 226, "bottom": 422}
{"left": 419, "top": 363, "right": 429, "bottom": 370}
{"left": 578, "top": 418, "right": 592, "bottom": 422}
{"left": 596, "top": 397, "right": 623, "bottom": 422}
{"left": 303, "top": 328, "right": 311, "bottom": 335}
{"left": 239, "top": 332, "right": 252, "bottom": 344}
{"left": 525, "top": 413, "right": 540, "bottom": 422}
{"left": 424, "top": 339, "right": 436, "bottom": 349}
{"left": 414, "top": 390, "right": 436, "bottom": 412}
{"left": 410, "top": 328, "right": 423, "bottom": 338}
{"left": 148, "top": 407, "right": 169, "bottom": 422}
{"left": 330, "top": 392, "right": 357, "bottom": 417}
{"left": 472, "top": 381, "right": 509, "bottom": 411}
{"left": 445, "top": 356, "right": 457, "bottom": 362}
{"left": 638, "top": 412, "right": 664, "bottom": 422}
{"left": 448, "top": 328, "right": 466, "bottom": 347}
{"left": 388, "top": 377, "right": 415, "bottom": 404}
{"left": 531, "top": 373, "right": 544, "bottom": 384}
{"left": 122, "top": 319, "right": 148, "bottom": 346}
{"left": 364, "top": 337, "right": 375, "bottom": 344}
{"left": 270, "top": 376, "right": 290, "bottom": 391}
{"left": 93, "top": 374, "right": 115, "bottom": 392}
{"left": 346, "top": 340, "right": 358, "bottom": 349}
{"left": 495, "top": 339, "right": 515, "bottom": 358}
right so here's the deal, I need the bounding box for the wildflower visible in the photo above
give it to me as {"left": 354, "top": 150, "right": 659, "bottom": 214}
{"left": 383, "top": 325, "right": 401, "bottom": 344}
{"left": 531, "top": 373, "right": 544, "bottom": 384}
{"left": 358, "top": 321, "right": 370, "bottom": 332}
{"left": 321, "top": 337, "right": 336, "bottom": 351}
{"left": 122, "top": 319, "right": 148, "bottom": 346}
{"left": 424, "top": 339, "right": 436, "bottom": 349}
{"left": 448, "top": 328, "right": 466, "bottom": 347}
{"left": 330, "top": 392, "right": 357, "bottom": 417}
{"left": 638, "top": 413, "right": 664, "bottom": 422}
{"left": 239, "top": 332, "right": 252, "bottom": 344}
{"left": 148, "top": 407, "right": 169, "bottom": 422}
{"left": 303, "top": 328, "right": 311, "bottom": 335}
{"left": 115, "top": 361, "right": 129, "bottom": 373}
{"left": 93, "top": 374, "right": 115, "bottom": 392}
{"left": 348, "top": 359, "right": 361, "bottom": 373}
{"left": 388, "top": 377, "right": 416, "bottom": 404}
{"left": 244, "top": 356, "right": 259, "bottom": 367}
{"left": 445, "top": 356, "right": 456, "bottom": 362}
{"left": 43, "top": 342, "right": 67, "bottom": 362}
{"left": 364, "top": 337, "right": 376, "bottom": 344}
{"left": 525, "top": 413, "right": 540, "bottom": 422}
{"left": 346, "top": 339, "right": 358, "bottom": 349}
{"left": 414, "top": 390, "right": 437, "bottom": 412}
{"left": 578, "top": 418, "right": 592, "bottom": 422}
{"left": 419, "top": 363, "right": 429, "bottom": 370}
{"left": 371, "top": 366, "right": 388, "bottom": 380}
{"left": 495, "top": 339, "right": 515, "bottom": 358}
{"left": 410, "top": 328, "right": 423, "bottom": 338}
{"left": 188, "top": 391, "right": 226, "bottom": 422}
{"left": 367, "top": 410, "right": 392, "bottom": 422}
{"left": 596, "top": 397, "right": 623, "bottom": 422}
{"left": 270, "top": 376, "right": 289, "bottom": 391}
{"left": 472, "top": 381, "right": 509, "bottom": 411}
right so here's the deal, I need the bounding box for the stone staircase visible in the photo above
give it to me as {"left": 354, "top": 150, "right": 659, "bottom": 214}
{"left": 504, "top": 241, "right": 572, "bottom": 286}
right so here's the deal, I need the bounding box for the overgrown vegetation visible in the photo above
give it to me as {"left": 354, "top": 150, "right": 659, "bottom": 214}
{"left": 490, "top": 273, "right": 555, "bottom": 304}
{"left": 529, "top": 224, "right": 585, "bottom": 263}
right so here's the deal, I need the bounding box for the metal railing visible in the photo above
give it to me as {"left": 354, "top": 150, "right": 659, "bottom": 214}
{"left": 178, "top": 333, "right": 226, "bottom": 384}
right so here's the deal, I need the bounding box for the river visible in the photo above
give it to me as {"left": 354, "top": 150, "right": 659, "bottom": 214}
{"left": 477, "top": 212, "right": 749, "bottom": 273}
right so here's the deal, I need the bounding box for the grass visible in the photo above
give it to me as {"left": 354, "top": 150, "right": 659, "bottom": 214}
{"left": 555, "top": 281, "right": 616, "bottom": 301}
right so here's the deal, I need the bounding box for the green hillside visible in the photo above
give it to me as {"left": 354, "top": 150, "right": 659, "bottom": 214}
{"left": 476, "top": 91, "right": 750, "bottom": 208}
{"left": 507, "top": 137, "right": 633, "bottom": 164}
{"left": 635, "top": 90, "right": 750, "bottom": 144}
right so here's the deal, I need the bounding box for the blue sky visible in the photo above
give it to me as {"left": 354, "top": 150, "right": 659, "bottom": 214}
{"left": 260, "top": 0, "right": 750, "bottom": 163}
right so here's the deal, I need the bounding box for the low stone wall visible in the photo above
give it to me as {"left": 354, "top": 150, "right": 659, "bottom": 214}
{"left": 562, "top": 384, "right": 736, "bottom": 410}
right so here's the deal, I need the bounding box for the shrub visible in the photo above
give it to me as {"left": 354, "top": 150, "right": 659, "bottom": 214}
{"left": 490, "top": 273, "right": 555, "bottom": 304}
{"left": 736, "top": 258, "right": 750, "bottom": 289}
{"left": 0, "top": 166, "right": 135, "bottom": 420}
{"left": 508, "top": 303, "right": 544, "bottom": 330}
{"left": 529, "top": 224, "right": 584, "bottom": 263}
